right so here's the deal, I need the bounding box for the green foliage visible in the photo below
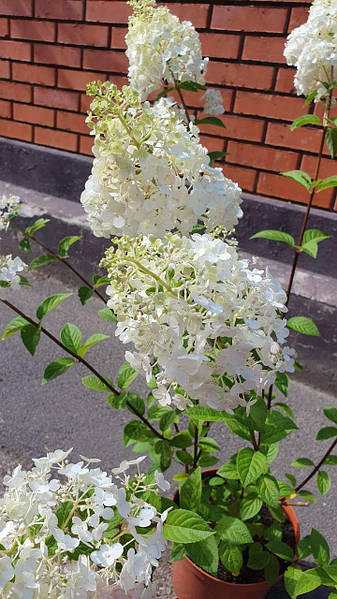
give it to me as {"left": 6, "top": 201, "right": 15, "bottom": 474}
{"left": 36, "top": 293, "right": 72, "bottom": 321}
{"left": 215, "top": 515, "right": 253, "bottom": 545}
{"left": 58, "top": 236, "right": 81, "bottom": 258}
{"left": 78, "top": 287, "right": 94, "bottom": 305}
{"left": 78, "top": 333, "right": 109, "bottom": 357}
{"left": 2, "top": 316, "right": 29, "bottom": 340}
{"left": 220, "top": 543, "right": 243, "bottom": 576}
{"left": 275, "top": 372, "right": 289, "bottom": 397}
{"left": 179, "top": 468, "right": 202, "bottom": 512}
{"left": 317, "top": 471, "right": 331, "bottom": 495}
{"left": 301, "top": 229, "right": 331, "bottom": 258}
{"left": 163, "top": 509, "right": 214, "bottom": 543}
{"left": 291, "top": 114, "right": 321, "bottom": 131}
{"left": 287, "top": 316, "right": 319, "bottom": 336}
{"left": 185, "top": 534, "right": 219, "bottom": 576}
{"left": 325, "top": 127, "right": 337, "bottom": 158}
{"left": 208, "top": 151, "right": 227, "bottom": 165}
{"left": 19, "top": 237, "right": 32, "bottom": 253}
{"left": 98, "top": 307, "right": 117, "bottom": 323}
{"left": 282, "top": 170, "right": 313, "bottom": 191}
{"left": 323, "top": 407, "right": 337, "bottom": 425}
{"left": 291, "top": 457, "right": 314, "bottom": 467}
{"left": 236, "top": 448, "right": 267, "bottom": 486}
{"left": 177, "top": 81, "right": 206, "bottom": 92}
{"left": 316, "top": 176, "right": 337, "bottom": 192}
{"left": 29, "top": 254, "right": 57, "bottom": 270}
{"left": 250, "top": 229, "right": 295, "bottom": 247}
{"left": 60, "top": 323, "right": 82, "bottom": 354}
{"left": 195, "top": 116, "right": 225, "bottom": 129}
{"left": 25, "top": 218, "right": 50, "bottom": 236}
{"left": 43, "top": 357, "right": 76, "bottom": 382}
{"left": 117, "top": 361, "right": 138, "bottom": 389}
{"left": 20, "top": 324, "right": 41, "bottom": 356}
{"left": 316, "top": 427, "right": 337, "bottom": 440}
{"left": 82, "top": 374, "right": 112, "bottom": 392}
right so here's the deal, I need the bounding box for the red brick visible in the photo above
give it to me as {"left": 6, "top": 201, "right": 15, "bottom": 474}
{"left": 80, "top": 93, "right": 92, "bottom": 114}
{"left": 35, "top": 0, "right": 83, "bottom": 20}
{"left": 57, "top": 23, "right": 109, "bottom": 47}
{"left": 57, "top": 110, "right": 88, "bottom": 134}
{"left": 222, "top": 163, "right": 257, "bottom": 192}
{"left": 235, "top": 91, "right": 304, "bottom": 122}
{"left": 227, "top": 140, "right": 299, "bottom": 172}
{"left": 0, "top": 0, "right": 32, "bottom": 16}
{"left": 169, "top": 87, "right": 233, "bottom": 112}
{"left": 108, "top": 74, "right": 129, "bottom": 87}
{"left": 11, "top": 19, "right": 55, "bottom": 42}
{"left": 211, "top": 5, "right": 287, "bottom": 33}
{"left": 266, "top": 122, "right": 322, "bottom": 153}
{"left": 34, "top": 44, "right": 81, "bottom": 68}
{"left": 86, "top": 1, "right": 131, "bottom": 24}
{"left": 257, "top": 171, "right": 331, "bottom": 208}
{"left": 200, "top": 135, "right": 226, "bottom": 154}
{"left": 0, "top": 40, "right": 31, "bottom": 61}
{"left": 58, "top": 68, "right": 102, "bottom": 91}
{"left": 0, "top": 81, "right": 31, "bottom": 102}
{"left": 79, "top": 134, "right": 94, "bottom": 155}
{"left": 275, "top": 68, "right": 297, "bottom": 94}
{"left": 0, "top": 59, "right": 9, "bottom": 78}
{"left": 0, "top": 99, "right": 10, "bottom": 118}
{"left": 288, "top": 6, "right": 309, "bottom": 32}
{"left": 300, "top": 154, "right": 336, "bottom": 206}
{"left": 0, "top": 17, "right": 8, "bottom": 36}
{"left": 197, "top": 111, "right": 265, "bottom": 142}
{"left": 34, "top": 126, "right": 78, "bottom": 151}
{"left": 83, "top": 48, "right": 128, "bottom": 72}
{"left": 34, "top": 87, "right": 79, "bottom": 111}
{"left": 199, "top": 33, "right": 240, "bottom": 60}
{"left": 13, "top": 63, "right": 55, "bottom": 86}
{"left": 13, "top": 103, "right": 54, "bottom": 127}
{"left": 110, "top": 27, "right": 127, "bottom": 50}
{"left": 207, "top": 61, "right": 274, "bottom": 90}
{"left": 167, "top": 4, "right": 209, "bottom": 28}
{"left": 0, "top": 117, "right": 32, "bottom": 141}
{"left": 242, "top": 36, "right": 286, "bottom": 63}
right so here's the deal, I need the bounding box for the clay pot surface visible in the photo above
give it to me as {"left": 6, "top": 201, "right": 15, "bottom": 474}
{"left": 172, "top": 470, "right": 300, "bottom": 599}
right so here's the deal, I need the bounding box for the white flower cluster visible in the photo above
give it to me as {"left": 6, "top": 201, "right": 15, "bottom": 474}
{"left": 202, "top": 89, "right": 225, "bottom": 116}
{"left": 102, "top": 234, "right": 295, "bottom": 412}
{"left": 0, "top": 254, "right": 27, "bottom": 296}
{"left": 0, "top": 450, "right": 169, "bottom": 599}
{"left": 284, "top": 0, "right": 337, "bottom": 100}
{"left": 81, "top": 84, "right": 242, "bottom": 240}
{"left": 126, "top": 0, "right": 208, "bottom": 101}
{"left": 0, "top": 194, "right": 20, "bottom": 232}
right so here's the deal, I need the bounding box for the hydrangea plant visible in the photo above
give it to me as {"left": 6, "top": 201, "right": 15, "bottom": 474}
{"left": 1, "top": 0, "right": 337, "bottom": 596}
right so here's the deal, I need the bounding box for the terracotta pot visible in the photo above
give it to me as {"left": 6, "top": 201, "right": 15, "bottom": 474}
{"left": 171, "top": 470, "right": 300, "bottom": 599}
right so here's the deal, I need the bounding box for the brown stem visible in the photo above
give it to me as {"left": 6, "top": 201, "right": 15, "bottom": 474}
{"left": 176, "top": 85, "right": 192, "bottom": 124}
{"left": 250, "top": 430, "right": 258, "bottom": 451}
{"left": 1, "top": 298, "right": 166, "bottom": 441}
{"left": 14, "top": 223, "right": 106, "bottom": 303}
{"left": 295, "top": 437, "right": 337, "bottom": 493}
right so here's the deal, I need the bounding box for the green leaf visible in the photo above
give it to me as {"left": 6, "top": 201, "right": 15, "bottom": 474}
{"left": 316, "top": 426, "right": 337, "bottom": 440}
{"left": 240, "top": 498, "right": 263, "bottom": 521}
{"left": 19, "top": 237, "right": 32, "bottom": 253}
{"left": 21, "top": 324, "right": 41, "bottom": 356}
{"left": 275, "top": 372, "right": 289, "bottom": 397}
{"left": 215, "top": 515, "right": 253, "bottom": 545}
{"left": 208, "top": 150, "right": 227, "bottom": 165}
{"left": 29, "top": 254, "right": 57, "bottom": 270}
{"left": 18, "top": 275, "right": 30, "bottom": 286}
{"left": 236, "top": 448, "right": 267, "bottom": 486}
{"left": 117, "top": 361, "right": 138, "bottom": 389}
{"left": 292, "top": 568, "right": 328, "bottom": 599}
{"left": 43, "top": 357, "right": 76, "bottom": 382}
{"left": 58, "top": 236, "right": 81, "bottom": 258}
{"left": 179, "top": 468, "right": 202, "bottom": 512}
{"left": 2, "top": 316, "right": 29, "bottom": 340}
{"left": 124, "top": 421, "right": 156, "bottom": 444}
{"left": 169, "top": 542, "right": 187, "bottom": 562}
{"left": 78, "top": 286, "right": 94, "bottom": 305}
{"left": 172, "top": 431, "right": 193, "bottom": 448}
{"left": 25, "top": 218, "right": 50, "bottom": 236}
{"left": 264, "top": 554, "right": 280, "bottom": 585}
{"left": 266, "top": 539, "right": 293, "bottom": 562}
{"left": 155, "top": 439, "right": 174, "bottom": 470}
{"left": 325, "top": 127, "right": 337, "bottom": 158}
{"left": 323, "top": 455, "right": 337, "bottom": 465}
{"left": 199, "top": 454, "right": 218, "bottom": 467}
{"left": 257, "top": 475, "right": 280, "bottom": 507}
{"left": 291, "top": 114, "right": 321, "bottom": 131}
{"left": 220, "top": 543, "right": 243, "bottom": 576}
{"left": 247, "top": 543, "right": 269, "bottom": 570}
{"left": 163, "top": 509, "right": 215, "bottom": 544}
{"left": 282, "top": 170, "right": 313, "bottom": 191}
{"left": 217, "top": 460, "right": 239, "bottom": 480}
{"left": 298, "top": 490, "right": 317, "bottom": 504}
{"left": 304, "top": 90, "right": 318, "bottom": 105}
{"left": 98, "top": 307, "right": 117, "bottom": 323}
{"left": 317, "top": 176, "right": 337, "bottom": 192}
{"left": 287, "top": 316, "right": 319, "bottom": 336}
{"left": 291, "top": 457, "right": 314, "bottom": 467}
{"left": 260, "top": 411, "right": 298, "bottom": 445}
{"left": 262, "top": 443, "right": 279, "bottom": 464}
{"left": 323, "top": 407, "right": 337, "bottom": 425}
{"left": 188, "top": 407, "right": 228, "bottom": 422}
{"left": 198, "top": 437, "right": 220, "bottom": 452}
{"left": 159, "top": 410, "right": 177, "bottom": 432}
{"left": 185, "top": 534, "right": 219, "bottom": 576}
{"left": 250, "top": 229, "right": 295, "bottom": 247}
{"left": 81, "top": 374, "right": 112, "bottom": 392}
{"left": 274, "top": 403, "right": 295, "bottom": 419}
{"left": 78, "top": 333, "right": 109, "bottom": 357}
{"left": 36, "top": 293, "right": 72, "bottom": 321}
{"left": 301, "top": 229, "right": 331, "bottom": 259}
{"left": 284, "top": 566, "right": 303, "bottom": 599}
{"left": 310, "top": 529, "right": 330, "bottom": 566}
{"left": 317, "top": 471, "right": 331, "bottom": 495}
{"left": 195, "top": 116, "right": 225, "bottom": 129}
{"left": 60, "top": 323, "right": 82, "bottom": 354}
{"left": 177, "top": 81, "right": 206, "bottom": 92}
{"left": 56, "top": 501, "right": 73, "bottom": 528}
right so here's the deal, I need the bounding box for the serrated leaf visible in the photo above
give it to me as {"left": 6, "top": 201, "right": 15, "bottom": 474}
{"left": 260, "top": 411, "right": 298, "bottom": 445}
{"left": 117, "top": 361, "right": 138, "bottom": 389}
{"left": 247, "top": 543, "right": 269, "bottom": 570}
{"left": 250, "top": 229, "right": 295, "bottom": 247}
{"left": 282, "top": 170, "right": 313, "bottom": 190}
{"left": 257, "top": 475, "right": 280, "bottom": 507}
{"left": 58, "top": 235, "right": 81, "bottom": 258}
{"left": 284, "top": 565, "right": 303, "bottom": 598}
{"left": 317, "top": 176, "right": 337, "bottom": 192}
{"left": 316, "top": 426, "right": 337, "bottom": 440}
{"left": 179, "top": 467, "right": 202, "bottom": 512}
{"left": 275, "top": 372, "right": 289, "bottom": 397}
{"left": 82, "top": 374, "right": 112, "bottom": 392}
{"left": 29, "top": 254, "right": 57, "bottom": 270}
{"left": 266, "top": 539, "right": 293, "bottom": 562}
{"left": 217, "top": 460, "right": 239, "bottom": 480}
{"left": 198, "top": 437, "right": 220, "bottom": 452}
{"left": 291, "top": 457, "right": 314, "bottom": 467}
{"left": 78, "top": 286, "right": 94, "bottom": 306}
{"left": 215, "top": 515, "right": 253, "bottom": 544}
{"left": 163, "top": 509, "right": 214, "bottom": 543}
{"left": 20, "top": 324, "right": 41, "bottom": 356}
{"left": 287, "top": 316, "right": 319, "bottom": 336}
{"left": 264, "top": 553, "right": 280, "bottom": 585}
{"left": 310, "top": 528, "right": 330, "bottom": 565}
{"left": 78, "top": 333, "right": 109, "bottom": 357}
{"left": 195, "top": 116, "right": 226, "bottom": 129}
{"left": 98, "top": 307, "right": 117, "bottom": 323}
{"left": 43, "top": 357, "right": 76, "bottom": 382}
{"left": 291, "top": 114, "right": 321, "bottom": 131}
{"left": 317, "top": 471, "right": 331, "bottom": 495}
{"left": 124, "top": 421, "right": 156, "bottom": 444}
{"left": 220, "top": 543, "right": 243, "bottom": 576}
{"left": 240, "top": 498, "right": 262, "bottom": 521}
{"left": 325, "top": 127, "right": 337, "bottom": 158}
{"left": 159, "top": 410, "right": 177, "bottom": 432}
{"left": 36, "top": 293, "right": 72, "bottom": 321}
{"left": 323, "top": 407, "right": 337, "bottom": 425}
{"left": 172, "top": 431, "right": 193, "bottom": 448}
{"left": 60, "top": 323, "right": 82, "bottom": 354}
{"left": 187, "top": 407, "right": 228, "bottom": 422}
{"left": 2, "top": 316, "right": 29, "bottom": 340}
{"left": 292, "top": 568, "right": 329, "bottom": 599}
{"left": 169, "top": 542, "right": 187, "bottom": 562}
{"left": 236, "top": 448, "right": 267, "bottom": 486}
{"left": 177, "top": 81, "right": 206, "bottom": 92}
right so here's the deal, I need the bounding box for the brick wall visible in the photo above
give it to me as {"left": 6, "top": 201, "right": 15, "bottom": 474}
{"left": 0, "top": 0, "right": 336, "bottom": 210}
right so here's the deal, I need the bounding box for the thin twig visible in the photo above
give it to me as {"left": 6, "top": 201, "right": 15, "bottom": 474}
{"left": 295, "top": 437, "right": 337, "bottom": 493}
{"left": 1, "top": 298, "right": 166, "bottom": 441}
{"left": 176, "top": 85, "right": 192, "bottom": 124}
